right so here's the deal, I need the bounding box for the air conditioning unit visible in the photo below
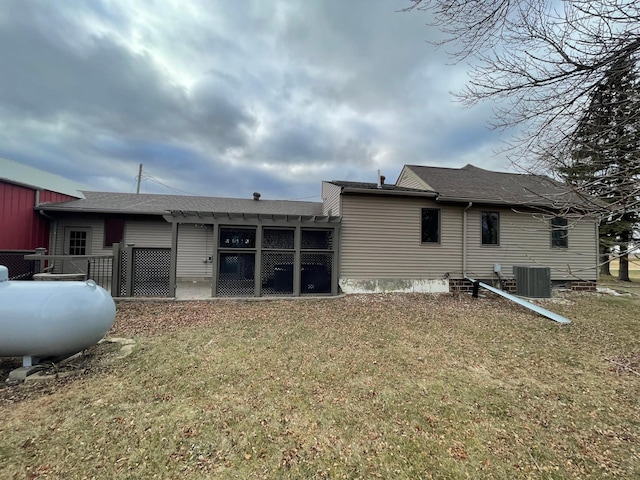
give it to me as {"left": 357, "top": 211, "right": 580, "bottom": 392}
{"left": 513, "top": 266, "right": 551, "bottom": 298}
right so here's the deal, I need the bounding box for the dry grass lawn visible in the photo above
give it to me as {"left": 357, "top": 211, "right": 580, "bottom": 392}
{"left": 1, "top": 293, "right": 639, "bottom": 479}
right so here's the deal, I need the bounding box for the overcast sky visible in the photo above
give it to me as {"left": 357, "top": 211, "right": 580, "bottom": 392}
{"left": 0, "top": 0, "right": 513, "bottom": 201}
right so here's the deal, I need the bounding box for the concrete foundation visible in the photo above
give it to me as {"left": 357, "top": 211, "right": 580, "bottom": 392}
{"left": 339, "top": 278, "right": 449, "bottom": 294}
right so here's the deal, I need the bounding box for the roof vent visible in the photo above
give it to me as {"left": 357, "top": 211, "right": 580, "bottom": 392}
{"left": 380, "top": 175, "right": 385, "bottom": 185}
{"left": 253, "top": 192, "right": 261, "bottom": 201}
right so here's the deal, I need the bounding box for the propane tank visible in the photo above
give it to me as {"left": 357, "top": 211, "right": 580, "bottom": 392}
{"left": 0, "top": 265, "right": 116, "bottom": 366}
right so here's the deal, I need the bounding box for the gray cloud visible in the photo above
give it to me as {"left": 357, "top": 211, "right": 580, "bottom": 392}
{"left": 0, "top": 0, "right": 511, "bottom": 200}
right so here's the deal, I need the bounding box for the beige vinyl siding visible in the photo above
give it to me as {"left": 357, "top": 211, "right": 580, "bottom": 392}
{"left": 340, "top": 195, "right": 463, "bottom": 278}
{"left": 53, "top": 215, "right": 172, "bottom": 253}
{"left": 124, "top": 219, "right": 172, "bottom": 247}
{"left": 53, "top": 216, "right": 111, "bottom": 256}
{"left": 322, "top": 182, "right": 342, "bottom": 216}
{"left": 176, "top": 224, "right": 213, "bottom": 278}
{"left": 396, "top": 167, "right": 430, "bottom": 190}
{"left": 50, "top": 216, "right": 112, "bottom": 274}
{"left": 465, "top": 208, "right": 598, "bottom": 280}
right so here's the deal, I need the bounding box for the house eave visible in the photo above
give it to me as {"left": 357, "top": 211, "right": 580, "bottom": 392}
{"left": 36, "top": 205, "right": 166, "bottom": 216}
{"left": 435, "top": 195, "right": 574, "bottom": 209}
{"left": 164, "top": 211, "right": 341, "bottom": 224}
{"left": 341, "top": 187, "right": 438, "bottom": 198}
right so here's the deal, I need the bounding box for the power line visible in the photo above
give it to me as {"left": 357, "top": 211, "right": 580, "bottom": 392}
{"left": 286, "top": 194, "right": 321, "bottom": 201}
{"left": 142, "top": 174, "right": 200, "bottom": 196}
{"left": 133, "top": 164, "right": 320, "bottom": 201}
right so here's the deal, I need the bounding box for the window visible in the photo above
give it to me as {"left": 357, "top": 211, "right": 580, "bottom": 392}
{"left": 299, "top": 229, "right": 333, "bottom": 294}
{"left": 262, "top": 229, "right": 294, "bottom": 250}
{"left": 551, "top": 216, "right": 568, "bottom": 248}
{"left": 104, "top": 218, "right": 125, "bottom": 247}
{"left": 421, "top": 208, "right": 440, "bottom": 243}
{"left": 68, "top": 230, "right": 88, "bottom": 255}
{"left": 481, "top": 211, "right": 500, "bottom": 245}
{"left": 301, "top": 229, "right": 333, "bottom": 250}
{"left": 219, "top": 227, "right": 256, "bottom": 248}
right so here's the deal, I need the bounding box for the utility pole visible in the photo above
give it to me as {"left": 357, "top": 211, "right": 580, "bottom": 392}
{"left": 136, "top": 163, "right": 143, "bottom": 194}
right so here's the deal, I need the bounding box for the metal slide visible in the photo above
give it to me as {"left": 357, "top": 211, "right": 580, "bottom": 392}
{"left": 466, "top": 277, "right": 571, "bottom": 324}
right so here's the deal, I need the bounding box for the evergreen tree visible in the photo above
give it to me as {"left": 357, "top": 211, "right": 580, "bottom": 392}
{"left": 561, "top": 55, "right": 640, "bottom": 281}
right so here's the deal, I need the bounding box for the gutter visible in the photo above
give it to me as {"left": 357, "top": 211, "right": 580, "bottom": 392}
{"left": 341, "top": 188, "right": 438, "bottom": 198}
{"left": 436, "top": 195, "right": 543, "bottom": 206}
{"left": 36, "top": 190, "right": 58, "bottom": 255}
{"left": 36, "top": 206, "right": 168, "bottom": 216}
{"left": 437, "top": 195, "right": 513, "bottom": 204}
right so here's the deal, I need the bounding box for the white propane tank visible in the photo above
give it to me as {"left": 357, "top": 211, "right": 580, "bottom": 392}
{"left": 0, "top": 265, "right": 116, "bottom": 364}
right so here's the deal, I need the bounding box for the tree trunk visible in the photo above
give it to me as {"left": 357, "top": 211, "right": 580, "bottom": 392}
{"left": 619, "top": 253, "right": 630, "bottom": 281}
{"left": 600, "top": 251, "right": 611, "bottom": 276}
{"left": 618, "top": 231, "right": 631, "bottom": 281}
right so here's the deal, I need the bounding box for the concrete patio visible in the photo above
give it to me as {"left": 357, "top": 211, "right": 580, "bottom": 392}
{"left": 175, "top": 281, "right": 213, "bottom": 300}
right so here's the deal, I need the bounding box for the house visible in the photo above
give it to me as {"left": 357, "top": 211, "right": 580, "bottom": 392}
{"left": 36, "top": 191, "right": 340, "bottom": 297}
{"left": 322, "top": 164, "right": 599, "bottom": 294}
{"left": 0, "top": 158, "right": 84, "bottom": 279}
{"left": 4, "top": 159, "right": 598, "bottom": 296}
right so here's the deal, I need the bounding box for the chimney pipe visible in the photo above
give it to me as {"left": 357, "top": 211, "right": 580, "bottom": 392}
{"left": 253, "top": 192, "right": 261, "bottom": 201}
{"left": 376, "top": 169, "right": 381, "bottom": 189}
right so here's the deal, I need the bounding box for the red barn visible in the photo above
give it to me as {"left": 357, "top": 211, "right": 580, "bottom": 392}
{"left": 0, "top": 158, "right": 84, "bottom": 277}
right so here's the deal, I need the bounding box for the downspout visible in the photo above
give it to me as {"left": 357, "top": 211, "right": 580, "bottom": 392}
{"left": 462, "top": 202, "right": 473, "bottom": 276}
{"left": 35, "top": 190, "right": 57, "bottom": 255}
{"left": 466, "top": 276, "right": 571, "bottom": 324}
{"left": 596, "top": 217, "right": 601, "bottom": 283}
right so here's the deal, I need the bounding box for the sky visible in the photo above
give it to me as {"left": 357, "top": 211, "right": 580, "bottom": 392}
{"left": 0, "top": 0, "right": 513, "bottom": 201}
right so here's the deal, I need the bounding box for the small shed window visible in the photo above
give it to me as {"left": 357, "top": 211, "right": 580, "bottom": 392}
{"left": 104, "top": 218, "right": 125, "bottom": 247}
{"left": 421, "top": 208, "right": 440, "bottom": 243}
{"left": 481, "top": 211, "right": 500, "bottom": 245}
{"left": 551, "top": 216, "right": 568, "bottom": 248}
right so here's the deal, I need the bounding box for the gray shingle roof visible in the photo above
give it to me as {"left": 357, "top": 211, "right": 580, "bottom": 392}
{"left": 38, "top": 191, "right": 323, "bottom": 216}
{"left": 406, "top": 164, "right": 589, "bottom": 208}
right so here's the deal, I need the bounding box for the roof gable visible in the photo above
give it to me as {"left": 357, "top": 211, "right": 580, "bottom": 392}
{"left": 0, "top": 158, "right": 85, "bottom": 199}
{"left": 396, "top": 165, "right": 433, "bottom": 191}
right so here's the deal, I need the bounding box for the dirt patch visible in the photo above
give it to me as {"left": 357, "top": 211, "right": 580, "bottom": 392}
{"left": 0, "top": 339, "right": 132, "bottom": 405}
{"left": 608, "top": 353, "right": 640, "bottom": 377}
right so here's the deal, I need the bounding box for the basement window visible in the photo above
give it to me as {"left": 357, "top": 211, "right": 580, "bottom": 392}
{"left": 421, "top": 208, "right": 440, "bottom": 243}
{"left": 481, "top": 211, "right": 500, "bottom": 245}
{"left": 551, "top": 216, "right": 568, "bottom": 248}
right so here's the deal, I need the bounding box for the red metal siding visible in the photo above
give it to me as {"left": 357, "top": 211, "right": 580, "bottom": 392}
{"left": 38, "top": 190, "right": 77, "bottom": 203}
{"left": 0, "top": 182, "right": 76, "bottom": 250}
